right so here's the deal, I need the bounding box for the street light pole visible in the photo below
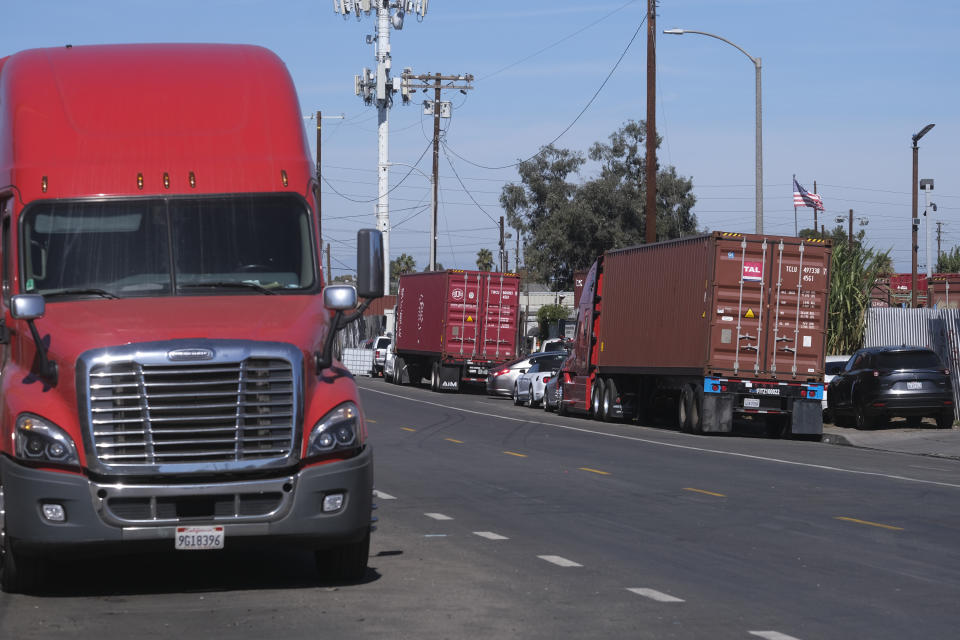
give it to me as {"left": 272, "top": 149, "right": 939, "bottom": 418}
{"left": 912, "top": 123, "right": 935, "bottom": 307}
{"left": 664, "top": 28, "right": 763, "bottom": 234}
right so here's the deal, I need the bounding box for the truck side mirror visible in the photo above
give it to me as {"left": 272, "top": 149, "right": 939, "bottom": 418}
{"left": 323, "top": 285, "right": 358, "bottom": 311}
{"left": 356, "top": 229, "right": 384, "bottom": 299}
{"left": 11, "top": 293, "right": 45, "bottom": 320}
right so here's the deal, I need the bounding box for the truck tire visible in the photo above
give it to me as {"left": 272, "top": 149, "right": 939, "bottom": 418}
{"left": 591, "top": 378, "right": 605, "bottom": 421}
{"left": 1, "top": 489, "right": 45, "bottom": 594}
{"left": 394, "top": 357, "right": 405, "bottom": 385}
{"left": 678, "top": 386, "right": 692, "bottom": 433}
{"left": 688, "top": 385, "right": 704, "bottom": 435}
{"left": 602, "top": 379, "right": 618, "bottom": 423}
{"left": 317, "top": 531, "right": 370, "bottom": 584}
{"left": 937, "top": 410, "right": 954, "bottom": 429}
{"left": 430, "top": 363, "right": 439, "bottom": 392}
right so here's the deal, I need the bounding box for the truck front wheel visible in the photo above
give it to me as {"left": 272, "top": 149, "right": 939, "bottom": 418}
{"left": 0, "top": 489, "right": 46, "bottom": 594}
{"left": 317, "top": 531, "right": 370, "bottom": 584}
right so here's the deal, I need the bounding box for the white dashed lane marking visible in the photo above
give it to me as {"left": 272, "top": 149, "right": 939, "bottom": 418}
{"left": 373, "top": 490, "right": 396, "bottom": 500}
{"left": 424, "top": 513, "right": 453, "bottom": 521}
{"left": 626, "top": 588, "right": 684, "bottom": 603}
{"left": 537, "top": 555, "right": 582, "bottom": 567}
{"left": 473, "top": 531, "right": 509, "bottom": 540}
{"left": 749, "top": 632, "right": 803, "bottom": 640}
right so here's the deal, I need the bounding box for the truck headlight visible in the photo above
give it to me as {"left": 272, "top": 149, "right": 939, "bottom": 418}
{"left": 15, "top": 414, "right": 80, "bottom": 466}
{"left": 307, "top": 402, "right": 365, "bottom": 458}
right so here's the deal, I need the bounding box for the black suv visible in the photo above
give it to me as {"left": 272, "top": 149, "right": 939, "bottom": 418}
{"left": 827, "top": 346, "right": 955, "bottom": 429}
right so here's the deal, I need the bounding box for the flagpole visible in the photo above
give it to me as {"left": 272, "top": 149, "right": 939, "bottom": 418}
{"left": 794, "top": 205, "right": 798, "bottom": 236}
{"left": 813, "top": 179, "right": 818, "bottom": 237}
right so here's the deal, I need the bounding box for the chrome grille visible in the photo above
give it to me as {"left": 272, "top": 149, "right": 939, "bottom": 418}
{"left": 89, "top": 358, "right": 295, "bottom": 466}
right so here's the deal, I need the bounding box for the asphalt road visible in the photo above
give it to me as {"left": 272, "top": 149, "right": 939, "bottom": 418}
{"left": 2, "top": 377, "right": 959, "bottom": 639}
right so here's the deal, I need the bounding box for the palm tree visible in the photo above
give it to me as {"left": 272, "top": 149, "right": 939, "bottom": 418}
{"left": 390, "top": 253, "right": 416, "bottom": 294}
{"left": 476, "top": 248, "right": 494, "bottom": 272}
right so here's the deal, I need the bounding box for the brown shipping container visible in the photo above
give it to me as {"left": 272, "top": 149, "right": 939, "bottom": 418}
{"left": 596, "top": 232, "right": 831, "bottom": 380}
{"left": 395, "top": 270, "right": 521, "bottom": 364}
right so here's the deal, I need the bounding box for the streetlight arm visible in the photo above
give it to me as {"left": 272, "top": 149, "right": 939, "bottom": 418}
{"left": 663, "top": 28, "right": 759, "bottom": 67}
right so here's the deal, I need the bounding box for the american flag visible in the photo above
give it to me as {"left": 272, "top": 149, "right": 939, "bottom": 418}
{"left": 793, "top": 177, "right": 824, "bottom": 211}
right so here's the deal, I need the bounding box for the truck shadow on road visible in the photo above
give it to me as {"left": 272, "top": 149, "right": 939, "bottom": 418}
{"left": 32, "top": 549, "right": 382, "bottom": 597}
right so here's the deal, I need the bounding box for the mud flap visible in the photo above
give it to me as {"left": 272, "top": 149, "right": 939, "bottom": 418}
{"left": 790, "top": 399, "right": 823, "bottom": 435}
{"left": 438, "top": 365, "right": 461, "bottom": 392}
{"left": 701, "top": 393, "right": 733, "bottom": 432}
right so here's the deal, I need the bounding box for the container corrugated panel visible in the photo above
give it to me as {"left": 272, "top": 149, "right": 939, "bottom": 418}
{"left": 597, "top": 232, "right": 831, "bottom": 381}
{"left": 443, "top": 271, "right": 520, "bottom": 363}
{"left": 395, "top": 272, "right": 447, "bottom": 355}
{"left": 396, "top": 270, "right": 520, "bottom": 363}
{"left": 865, "top": 307, "right": 960, "bottom": 418}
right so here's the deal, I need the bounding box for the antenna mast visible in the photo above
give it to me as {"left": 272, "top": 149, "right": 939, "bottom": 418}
{"left": 333, "top": 0, "right": 428, "bottom": 293}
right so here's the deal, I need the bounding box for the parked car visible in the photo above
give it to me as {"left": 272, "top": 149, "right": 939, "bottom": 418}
{"left": 827, "top": 346, "right": 954, "bottom": 429}
{"left": 541, "top": 337, "right": 571, "bottom": 353}
{"left": 370, "top": 335, "right": 391, "bottom": 377}
{"left": 543, "top": 374, "right": 562, "bottom": 412}
{"left": 513, "top": 353, "right": 568, "bottom": 407}
{"left": 383, "top": 342, "right": 397, "bottom": 382}
{"left": 822, "top": 354, "right": 851, "bottom": 412}
{"left": 487, "top": 351, "right": 567, "bottom": 397}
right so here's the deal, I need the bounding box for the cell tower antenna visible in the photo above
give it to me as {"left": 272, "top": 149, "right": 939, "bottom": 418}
{"left": 332, "top": 0, "right": 429, "bottom": 292}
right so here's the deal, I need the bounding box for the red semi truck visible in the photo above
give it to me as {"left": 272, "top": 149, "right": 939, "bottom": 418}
{"left": 0, "top": 43, "right": 384, "bottom": 592}
{"left": 392, "top": 270, "right": 521, "bottom": 391}
{"left": 559, "top": 232, "right": 831, "bottom": 437}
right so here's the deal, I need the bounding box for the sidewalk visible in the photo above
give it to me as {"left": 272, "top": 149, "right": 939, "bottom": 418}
{"left": 822, "top": 423, "right": 960, "bottom": 460}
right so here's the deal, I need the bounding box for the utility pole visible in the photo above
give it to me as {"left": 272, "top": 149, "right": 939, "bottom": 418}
{"left": 499, "top": 216, "right": 505, "bottom": 272}
{"left": 326, "top": 244, "right": 332, "bottom": 285}
{"left": 813, "top": 180, "right": 818, "bottom": 235}
{"left": 400, "top": 71, "right": 474, "bottom": 271}
{"left": 937, "top": 221, "right": 944, "bottom": 264}
{"left": 310, "top": 110, "right": 343, "bottom": 267}
{"left": 644, "top": 0, "right": 657, "bottom": 244}
{"left": 333, "top": 0, "right": 428, "bottom": 293}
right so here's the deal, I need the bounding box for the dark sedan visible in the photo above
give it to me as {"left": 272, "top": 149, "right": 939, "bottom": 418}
{"left": 827, "top": 346, "right": 954, "bottom": 429}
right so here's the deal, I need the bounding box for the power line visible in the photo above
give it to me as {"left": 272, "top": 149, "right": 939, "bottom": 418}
{"left": 443, "top": 14, "right": 647, "bottom": 171}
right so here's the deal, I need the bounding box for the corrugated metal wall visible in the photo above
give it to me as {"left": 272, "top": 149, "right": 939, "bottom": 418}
{"left": 865, "top": 308, "right": 960, "bottom": 418}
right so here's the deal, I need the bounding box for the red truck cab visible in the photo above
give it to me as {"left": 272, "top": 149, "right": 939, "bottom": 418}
{"left": 0, "top": 44, "right": 383, "bottom": 592}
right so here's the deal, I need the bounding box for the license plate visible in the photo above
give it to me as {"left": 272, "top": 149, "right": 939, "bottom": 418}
{"left": 907, "top": 381, "right": 922, "bottom": 390}
{"left": 744, "top": 397, "right": 760, "bottom": 408}
{"left": 175, "top": 526, "right": 224, "bottom": 551}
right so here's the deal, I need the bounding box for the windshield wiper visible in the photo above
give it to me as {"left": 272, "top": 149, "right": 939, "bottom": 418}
{"left": 179, "top": 281, "right": 276, "bottom": 295}
{"left": 43, "top": 288, "right": 119, "bottom": 299}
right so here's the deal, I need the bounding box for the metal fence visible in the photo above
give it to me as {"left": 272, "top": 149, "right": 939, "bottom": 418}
{"left": 865, "top": 308, "right": 960, "bottom": 418}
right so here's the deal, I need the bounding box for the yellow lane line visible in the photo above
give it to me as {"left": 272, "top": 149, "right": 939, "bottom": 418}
{"left": 401, "top": 427, "right": 416, "bottom": 432}
{"left": 579, "top": 467, "right": 610, "bottom": 476}
{"left": 503, "top": 451, "right": 528, "bottom": 458}
{"left": 445, "top": 438, "right": 464, "bottom": 444}
{"left": 683, "top": 487, "right": 727, "bottom": 498}
{"left": 367, "top": 419, "right": 377, "bottom": 423}
{"left": 835, "top": 516, "right": 904, "bottom": 531}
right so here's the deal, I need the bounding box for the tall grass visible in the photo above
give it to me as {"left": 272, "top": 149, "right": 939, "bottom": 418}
{"left": 827, "top": 241, "right": 890, "bottom": 355}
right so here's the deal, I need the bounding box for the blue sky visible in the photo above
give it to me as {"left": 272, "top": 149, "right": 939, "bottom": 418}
{"left": 5, "top": 1, "right": 959, "bottom": 277}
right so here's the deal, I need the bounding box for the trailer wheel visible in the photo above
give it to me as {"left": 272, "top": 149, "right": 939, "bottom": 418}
{"left": 678, "top": 386, "right": 692, "bottom": 433}
{"left": 688, "top": 385, "right": 704, "bottom": 434}
{"left": 394, "top": 357, "right": 405, "bottom": 385}
{"left": 602, "top": 379, "right": 618, "bottom": 423}
{"left": 591, "top": 378, "right": 605, "bottom": 421}
{"left": 430, "top": 363, "right": 439, "bottom": 392}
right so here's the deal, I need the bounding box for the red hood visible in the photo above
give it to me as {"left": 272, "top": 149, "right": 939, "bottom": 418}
{"left": 36, "top": 295, "right": 330, "bottom": 363}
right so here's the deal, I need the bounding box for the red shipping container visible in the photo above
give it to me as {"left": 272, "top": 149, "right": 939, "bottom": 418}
{"left": 395, "top": 270, "right": 520, "bottom": 365}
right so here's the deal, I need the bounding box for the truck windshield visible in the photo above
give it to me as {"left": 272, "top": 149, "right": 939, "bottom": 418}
{"left": 20, "top": 195, "right": 317, "bottom": 298}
